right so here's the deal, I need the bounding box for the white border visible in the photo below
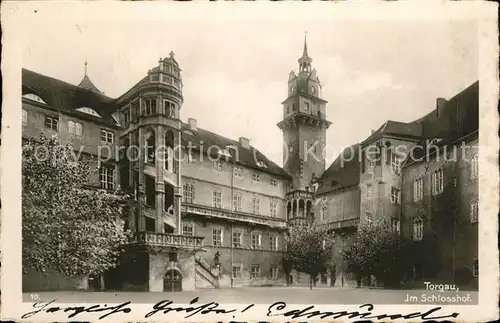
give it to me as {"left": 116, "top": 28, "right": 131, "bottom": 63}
{"left": 1, "top": 1, "right": 498, "bottom": 322}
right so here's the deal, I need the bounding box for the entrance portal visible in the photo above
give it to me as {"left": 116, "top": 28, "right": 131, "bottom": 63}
{"left": 163, "top": 269, "right": 182, "bottom": 292}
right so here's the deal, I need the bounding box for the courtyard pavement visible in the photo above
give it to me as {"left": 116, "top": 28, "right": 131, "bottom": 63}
{"left": 23, "top": 286, "right": 479, "bottom": 305}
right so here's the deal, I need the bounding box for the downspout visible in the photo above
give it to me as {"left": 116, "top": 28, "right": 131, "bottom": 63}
{"left": 230, "top": 157, "right": 235, "bottom": 288}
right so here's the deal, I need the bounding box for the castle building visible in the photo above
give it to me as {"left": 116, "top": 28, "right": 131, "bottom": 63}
{"left": 21, "top": 39, "right": 478, "bottom": 292}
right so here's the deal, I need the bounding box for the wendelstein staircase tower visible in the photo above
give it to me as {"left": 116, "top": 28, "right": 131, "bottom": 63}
{"left": 277, "top": 35, "right": 332, "bottom": 226}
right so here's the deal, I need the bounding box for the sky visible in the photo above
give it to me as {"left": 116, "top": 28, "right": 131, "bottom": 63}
{"left": 21, "top": 16, "right": 478, "bottom": 167}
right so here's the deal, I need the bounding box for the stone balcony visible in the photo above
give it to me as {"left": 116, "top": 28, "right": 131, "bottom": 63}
{"left": 127, "top": 231, "right": 205, "bottom": 251}
{"left": 181, "top": 203, "right": 287, "bottom": 230}
{"left": 319, "top": 217, "right": 360, "bottom": 231}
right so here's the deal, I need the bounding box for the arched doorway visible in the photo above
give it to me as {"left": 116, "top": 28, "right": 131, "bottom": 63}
{"left": 163, "top": 269, "right": 182, "bottom": 292}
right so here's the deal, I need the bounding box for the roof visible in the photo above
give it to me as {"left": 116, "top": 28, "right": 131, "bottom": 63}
{"left": 180, "top": 123, "right": 292, "bottom": 179}
{"left": 78, "top": 74, "right": 102, "bottom": 93}
{"left": 316, "top": 143, "right": 360, "bottom": 195}
{"left": 22, "top": 69, "right": 119, "bottom": 127}
{"left": 404, "top": 81, "right": 479, "bottom": 164}
{"left": 361, "top": 120, "right": 422, "bottom": 146}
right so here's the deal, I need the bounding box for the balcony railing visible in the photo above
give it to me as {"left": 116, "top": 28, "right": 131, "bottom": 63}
{"left": 181, "top": 203, "right": 287, "bottom": 229}
{"left": 129, "top": 231, "right": 204, "bottom": 249}
{"left": 319, "top": 217, "right": 360, "bottom": 231}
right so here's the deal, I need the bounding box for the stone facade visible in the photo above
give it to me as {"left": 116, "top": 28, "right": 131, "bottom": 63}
{"left": 21, "top": 39, "right": 478, "bottom": 292}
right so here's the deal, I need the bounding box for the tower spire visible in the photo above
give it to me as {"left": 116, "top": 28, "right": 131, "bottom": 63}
{"left": 302, "top": 31, "right": 309, "bottom": 58}
{"left": 84, "top": 58, "right": 88, "bottom": 76}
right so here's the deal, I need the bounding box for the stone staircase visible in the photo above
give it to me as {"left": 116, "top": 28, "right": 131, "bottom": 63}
{"left": 194, "top": 257, "right": 221, "bottom": 289}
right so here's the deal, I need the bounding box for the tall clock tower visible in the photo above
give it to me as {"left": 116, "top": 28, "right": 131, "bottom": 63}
{"left": 277, "top": 35, "right": 331, "bottom": 225}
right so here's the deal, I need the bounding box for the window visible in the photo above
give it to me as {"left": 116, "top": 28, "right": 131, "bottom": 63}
{"left": 182, "top": 182, "right": 194, "bottom": 204}
{"left": 99, "top": 165, "right": 114, "bottom": 190}
{"left": 123, "top": 111, "right": 130, "bottom": 126}
{"left": 233, "top": 166, "right": 243, "bottom": 178}
{"left": 311, "top": 86, "right": 315, "bottom": 94}
{"left": 251, "top": 265, "right": 261, "bottom": 279}
{"left": 44, "top": 116, "right": 58, "bottom": 131}
{"left": 219, "top": 149, "right": 232, "bottom": 158}
{"left": 182, "top": 224, "right": 194, "bottom": 236}
{"left": 413, "top": 178, "right": 424, "bottom": 201}
{"left": 391, "top": 187, "right": 401, "bottom": 204}
{"left": 320, "top": 204, "right": 327, "bottom": 222}
{"left": 391, "top": 218, "right": 400, "bottom": 234}
{"left": 257, "top": 161, "right": 268, "bottom": 168}
{"left": 145, "top": 217, "right": 155, "bottom": 232}
{"left": 232, "top": 231, "right": 242, "bottom": 248}
{"left": 304, "top": 102, "right": 310, "bottom": 112}
{"left": 68, "top": 121, "right": 83, "bottom": 136}
{"left": 432, "top": 168, "right": 444, "bottom": 195}
{"left": 252, "top": 197, "right": 260, "bottom": 215}
{"left": 472, "top": 259, "right": 478, "bottom": 277}
{"left": 391, "top": 153, "right": 401, "bottom": 175}
{"left": 366, "top": 212, "right": 372, "bottom": 223}
{"left": 270, "top": 235, "right": 278, "bottom": 251}
{"left": 212, "top": 228, "right": 223, "bottom": 246}
{"left": 100, "top": 129, "right": 114, "bottom": 144}
{"left": 270, "top": 200, "right": 277, "bottom": 217}
{"left": 232, "top": 264, "right": 242, "bottom": 278}
{"left": 212, "top": 190, "right": 222, "bottom": 208}
{"left": 252, "top": 172, "right": 260, "bottom": 183}
{"left": 233, "top": 193, "right": 242, "bottom": 212}
{"left": 213, "top": 161, "right": 222, "bottom": 172}
{"left": 22, "top": 109, "right": 28, "bottom": 124}
{"left": 164, "top": 100, "right": 176, "bottom": 118}
{"left": 286, "top": 106, "right": 290, "bottom": 114}
{"left": 23, "top": 93, "right": 47, "bottom": 104}
{"left": 470, "top": 200, "right": 478, "bottom": 223}
{"left": 413, "top": 218, "right": 423, "bottom": 241}
{"left": 131, "top": 100, "right": 140, "bottom": 120}
{"left": 144, "top": 98, "right": 157, "bottom": 115}
{"left": 366, "top": 184, "right": 373, "bottom": 199}
{"left": 145, "top": 175, "right": 155, "bottom": 206}
{"left": 367, "top": 160, "right": 375, "bottom": 174}
{"left": 470, "top": 154, "right": 478, "bottom": 180}
{"left": 270, "top": 265, "right": 279, "bottom": 279}
{"left": 251, "top": 233, "right": 261, "bottom": 249}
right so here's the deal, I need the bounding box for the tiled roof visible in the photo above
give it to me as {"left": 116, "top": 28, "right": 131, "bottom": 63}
{"left": 180, "top": 123, "right": 292, "bottom": 179}
{"left": 404, "top": 81, "right": 479, "bottom": 164}
{"left": 316, "top": 143, "right": 360, "bottom": 195}
{"left": 78, "top": 75, "right": 102, "bottom": 94}
{"left": 22, "top": 69, "right": 118, "bottom": 127}
{"left": 361, "top": 120, "right": 422, "bottom": 146}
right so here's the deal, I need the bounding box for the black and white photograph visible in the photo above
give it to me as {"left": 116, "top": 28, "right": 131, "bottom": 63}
{"left": 1, "top": 1, "right": 498, "bottom": 322}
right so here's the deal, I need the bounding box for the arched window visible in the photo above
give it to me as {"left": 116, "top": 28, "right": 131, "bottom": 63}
{"left": 413, "top": 217, "right": 423, "bottom": 241}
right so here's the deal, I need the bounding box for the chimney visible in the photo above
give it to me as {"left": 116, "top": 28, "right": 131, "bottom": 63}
{"left": 436, "top": 97, "right": 447, "bottom": 117}
{"left": 188, "top": 118, "right": 197, "bottom": 131}
{"left": 370, "top": 129, "right": 375, "bottom": 134}
{"left": 239, "top": 137, "right": 250, "bottom": 149}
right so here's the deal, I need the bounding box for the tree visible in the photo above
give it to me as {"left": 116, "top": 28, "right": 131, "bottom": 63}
{"left": 284, "top": 225, "right": 335, "bottom": 289}
{"left": 341, "top": 217, "right": 403, "bottom": 287}
{"left": 22, "top": 136, "right": 131, "bottom": 279}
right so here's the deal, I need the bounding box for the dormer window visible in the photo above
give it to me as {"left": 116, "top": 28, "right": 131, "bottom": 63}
{"left": 23, "top": 93, "right": 47, "bottom": 104}
{"left": 257, "top": 161, "right": 268, "bottom": 168}
{"left": 218, "top": 149, "right": 232, "bottom": 158}
{"left": 76, "top": 107, "right": 102, "bottom": 118}
{"left": 311, "top": 86, "right": 316, "bottom": 93}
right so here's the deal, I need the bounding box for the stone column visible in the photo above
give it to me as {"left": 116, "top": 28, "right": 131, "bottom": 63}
{"left": 156, "top": 126, "right": 165, "bottom": 233}
{"left": 175, "top": 129, "right": 183, "bottom": 234}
